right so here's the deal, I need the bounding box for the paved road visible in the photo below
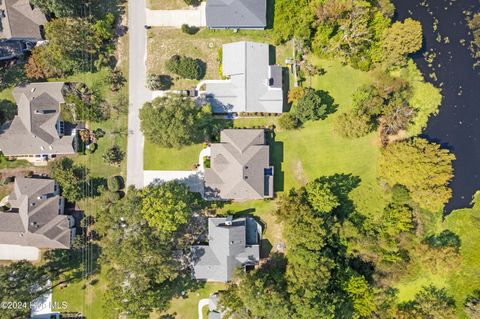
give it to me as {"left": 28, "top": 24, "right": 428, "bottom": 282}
{"left": 146, "top": 2, "right": 206, "bottom": 27}
{"left": 127, "top": 0, "right": 152, "bottom": 188}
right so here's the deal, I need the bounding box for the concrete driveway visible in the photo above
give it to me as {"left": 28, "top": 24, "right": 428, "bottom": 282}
{"left": 0, "top": 244, "right": 39, "bottom": 260}
{"left": 146, "top": 2, "right": 206, "bottom": 27}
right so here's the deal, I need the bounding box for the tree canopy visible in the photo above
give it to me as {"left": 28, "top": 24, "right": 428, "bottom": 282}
{"left": 140, "top": 94, "right": 222, "bottom": 148}
{"left": 26, "top": 15, "right": 115, "bottom": 78}
{"left": 95, "top": 185, "right": 204, "bottom": 317}
{"left": 0, "top": 261, "right": 49, "bottom": 319}
{"left": 140, "top": 182, "right": 202, "bottom": 235}
{"left": 380, "top": 18, "right": 423, "bottom": 67}
{"left": 48, "top": 158, "right": 88, "bottom": 202}
{"left": 379, "top": 138, "right": 455, "bottom": 212}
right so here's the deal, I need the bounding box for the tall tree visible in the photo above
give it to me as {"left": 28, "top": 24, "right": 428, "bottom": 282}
{"left": 397, "top": 285, "right": 456, "bottom": 319}
{"left": 380, "top": 18, "right": 423, "bottom": 67}
{"left": 219, "top": 254, "right": 292, "bottom": 319}
{"left": 379, "top": 138, "right": 455, "bottom": 212}
{"left": 48, "top": 158, "right": 89, "bottom": 202}
{"left": 140, "top": 182, "right": 202, "bottom": 235}
{"left": 0, "top": 261, "right": 49, "bottom": 319}
{"left": 140, "top": 95, "right": 218, "bottom": 148}
{"left": 96, "top": 187, "right": 195, "bottom": 317}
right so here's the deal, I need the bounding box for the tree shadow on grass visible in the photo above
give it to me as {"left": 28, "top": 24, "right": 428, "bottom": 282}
{"left": 196, "top": 59, "right": 207, "bottom": 81}
{"left": 266, "top": 0, "right": 275, "bottom": 29}
{"left": 317, "top": 89, "right": 338, "bottom": 120}
{"left": 0, "top": 99, "right": 16, "bottom": 126}
{"left": 268, "top": 130, "right": 284, "bottom": 193}
{"left": 312, "top": 173, "right": 361, "bottom": 222}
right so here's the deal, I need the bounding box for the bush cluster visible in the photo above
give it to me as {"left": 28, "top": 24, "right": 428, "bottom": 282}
{"left": 166, "top": 55, "right": 203, "bottom": 80}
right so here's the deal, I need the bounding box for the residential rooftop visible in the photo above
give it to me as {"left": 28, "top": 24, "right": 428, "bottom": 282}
{"left": 205, "top": 41, "right": 284, "bottom": 114}
{"left": 205, "top": 0, "right": 267, "bottom": 29}
{"left": 0, "top": 0, "right": 46, "bottom": 41}
{"left": 191, "top": 216, "right": 261, "bottom": 282}
{"left": 0, "top": 177, "right": 74, "bottom": 249}
{"left": 0, "top": 82, "right": 75, "bottom": 157}
{"left": 204, "top": 129, "right": 274, "bottom": 200}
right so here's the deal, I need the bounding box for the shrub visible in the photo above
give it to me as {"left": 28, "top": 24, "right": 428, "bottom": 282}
{"left": 103, "top": 145, "right": 124, "bottom": 166}
{"left": 106, "top": 191, "right": 121, "bottom": 202}
{"left": 294, "top": 88, "right": 335, "bottom": 122}
{"left": 106, "top": 69, "right": 126, "bottom": 92}
{"left": 333, "top": 111, "right": 374, "bottom": 138}
{"left": 94, "top": 128, "right": 105, "bottom": 138}
{"left": 278, "top": 113, "right": 300, "bottom": 130}
{"left": 0, "top": 176, "right": 14, "bottom": 185}
{"left": 86, "top": 143, "right": 97, "bottom": 154}
{"left": 107, "top": 175, "right": 123, "bottom": 192}
{"left": 425, "top": 230, "right": 461, "bottom": 252}
{"left": 181, "top": 24, "right": 199, "bottom": 35}
{"left": 184, "top": 0, "right": 201, "bottom": 6}
{"left": 146, "top": 74, "right": 172, "bottom": 90}
{"left": 165, "top": 55, "right": 204, "bottom": 80}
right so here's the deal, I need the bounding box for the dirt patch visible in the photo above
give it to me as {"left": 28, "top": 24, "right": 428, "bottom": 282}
{"left": 294, "top": 160, "right": 308, "bottom": 186}
{"left": 147, "top": 0, "right": 190, "bottom": 10}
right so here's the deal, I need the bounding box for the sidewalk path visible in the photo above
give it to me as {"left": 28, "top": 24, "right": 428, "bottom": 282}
{"left": 198, "top": 298, "right": 209, "bottom": 319}
{"left": 146, "top": 2, "right": 206, "bottom": 27}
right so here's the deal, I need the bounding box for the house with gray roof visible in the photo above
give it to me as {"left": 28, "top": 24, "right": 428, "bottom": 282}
{"left": 205, "top": 0, "right": 266, "bottom": 29}
{"left": 0, "top": 82, "right": 76, "bottom": 162}
{"left": 204, "top": 41, "right": 283, "bottom": 114}
{"left": 0, "top": 0, "right": 46, "bottom": 41}
{"left": 204, "top": 129, "right": 274, "bottom": 200}
{"left": 0, "top": 177, "right": 75, "bottom": 254}
{"left": 191, "top": 216, "right": 261, "bottom": 282}
{"left": 0, "top": 0, "right": 46, "bottom": 60}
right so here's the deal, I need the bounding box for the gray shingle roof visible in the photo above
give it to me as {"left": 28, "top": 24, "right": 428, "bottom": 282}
{"left": 205, "top": 41, "right": 284, "bottom": 114}
{"left": 0, "top": 0, "right": 46, "bottom": 40}
{"left": 204, "top": 129, "right": 274, "bottom": 200}
{"left": 0, "top": 177, "right": 73, "bottom": 249}
{"left": 206, "top": 0, "right": 266, "bottom": 29}
{"left": 0, "top": 82, "right": 75, "bottom": 157}
{"left": 192, "top": 217, "right": 260, "bottom": 282}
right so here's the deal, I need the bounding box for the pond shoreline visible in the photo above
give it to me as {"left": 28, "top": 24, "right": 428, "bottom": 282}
{"left": 393, "top": 0, "right": 480, "bottom": 212}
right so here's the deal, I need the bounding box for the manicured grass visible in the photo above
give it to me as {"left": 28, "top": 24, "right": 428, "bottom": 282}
{"left": 233, "top": 116, "right": 279, "bottom": 129}
{"left": 156, "top": 282, "right": 226, "bottom": 319}
{"left": 147, "top": 28, "right": 291, "bottom": 89}
{"left": 147, "top": 0, "right": 190, "bottom": 10}
{"left": 218, "top": 200, "right": 281, "bottom": 255}
{"left": 0, "top": 87, "right": 14, "bottom": 102}
{"left": 73, "top": 115, "right": 127, "bottom": 179}
{"left": 52, "top": 268, "right": 115, "bottom": 319}
{"left": 232, "top": 58, "right": 386, "bottom": 216}
{"left": 394, "top": 192, "right": 480, "bottom": 318}
{"left": 144, "top": 141, "right": 203, "bottom": 170}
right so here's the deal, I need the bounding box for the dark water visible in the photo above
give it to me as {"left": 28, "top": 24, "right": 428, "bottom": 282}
{"left": 392, "top": 0, "right": 480, "bottom": 212}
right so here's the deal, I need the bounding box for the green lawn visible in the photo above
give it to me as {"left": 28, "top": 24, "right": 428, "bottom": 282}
{"left": 73, "top": 115, "right": 127, "bottom": 179}
{"left": 144, "top": 141, "right": 203, "bottom": 170}
{"left": 154, "top": 282, "right": 226, "bottom": 319}
{"left": 218, "top": 200, "right": 280, "bottom": 256}
{"left": 52, "top": 267, "right": 115, "bottom": 319}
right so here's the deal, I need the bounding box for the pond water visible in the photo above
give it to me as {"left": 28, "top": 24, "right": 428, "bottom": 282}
{"left": 392, "top": 0, "right": 480, "bottom": 212}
